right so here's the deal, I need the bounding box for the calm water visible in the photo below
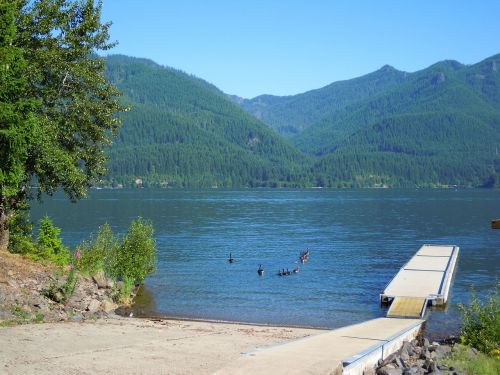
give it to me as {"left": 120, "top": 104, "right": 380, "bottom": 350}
{"left": 31, "top": 189, "right": 499, "bottom": 333}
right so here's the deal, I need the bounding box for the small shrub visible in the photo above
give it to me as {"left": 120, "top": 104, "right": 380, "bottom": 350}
{"left": 32, "top": 216, "right": 69, "bottom": 266}
{"left": 41, "top": 267, "right": 77, "bottom": 304}
{"left": 32, "top": 313, "right": 44, "bottom": 323}
{"left": 109, "top": 275, "right": 135, "bottom": 305}
{"left": 7, "top": 209, "right": 35, "bottom": 255}
{"left": 62, "top": 267, "right": 77, "bottom": 298}
{"left": 2, "top": 305, "right": 44, "bottom": 326}
{"left": 76, "top": 223, "right": 119, "bottom": 277}
{"left": 74, "top": 218, "right": 157, "bottom": 305}
{"left": 11, "top": 306, "right": 30, "bottom": 320}
{"left": 115, "top": 218, "right": 157, "bottom": 284}
{"left": 459, "top": 286, "right": 500, "bottom": 354}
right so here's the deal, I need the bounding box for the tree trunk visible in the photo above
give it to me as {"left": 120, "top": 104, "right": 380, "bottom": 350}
{"left": 0, "top": 212, "right": 9, "bottom": 252}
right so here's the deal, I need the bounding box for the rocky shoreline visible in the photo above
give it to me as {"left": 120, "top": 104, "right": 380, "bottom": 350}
{"left": 372, "top": 336, "right": 466, "bottom": 375}
{"left": 0, "top": 251, "right": 126, "bottom": 324}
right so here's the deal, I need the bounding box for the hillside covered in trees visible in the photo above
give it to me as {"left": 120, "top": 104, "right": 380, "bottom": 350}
{"left": 104, "top": 55, "right": 311, "bottom": 188}
{"left": 237, "top": 54, "right": 500, "bottom": 187}
{"left": 104, "top": 54, "right": 500, "bottom": 188}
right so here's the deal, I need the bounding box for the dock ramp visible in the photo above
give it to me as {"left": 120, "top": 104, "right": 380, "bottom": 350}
{"left": 386, "top": 297, "right": 427, "bottom": 318}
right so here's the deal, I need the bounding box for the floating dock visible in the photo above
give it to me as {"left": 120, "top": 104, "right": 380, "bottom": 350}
{"left": 216, "top": 244, "right": 459, "bottom": 374}
{"left": 381, "top": 245, "right": 459, "bottom": 318}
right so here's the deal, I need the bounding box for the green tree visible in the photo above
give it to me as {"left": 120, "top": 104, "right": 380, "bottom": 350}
{"left": 34, "top": 215, "right": 69, "bottom": 266}
{"left": 1, "top": 0, "right": 126, "bottom": 250}
{"left": 0, "top": 0, "right": 38, "bottom": 250}
{"left": 115, "top": 218, "right": 157, "bottom": 284}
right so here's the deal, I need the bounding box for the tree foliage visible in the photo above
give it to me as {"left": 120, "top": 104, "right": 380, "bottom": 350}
{"left": 76, "top": 223, "right": 119, "bottom": 276}
{"left": 15, "top": 0, "right": 127, "bottom": 199}
{"left": 1, "top": 0, "right": 125, "bottom": 250}
{"left": 115, "top": 218, "right": 157, "bottom": 284}
{"left": 76, "top": 219, "right": 157, "bottom": 286}
{"left": 0, "top": 0, "right": 37, "bottom": 249}
{"left": 459, "top": 287, "right": 500, "bottom": 355}
{"left": 33, "top": 215, "right": 69, "bottom": 265}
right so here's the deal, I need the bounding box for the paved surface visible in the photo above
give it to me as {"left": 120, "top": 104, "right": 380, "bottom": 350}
{"left": 215, "top": 317, "right": 424, "bottom": 375}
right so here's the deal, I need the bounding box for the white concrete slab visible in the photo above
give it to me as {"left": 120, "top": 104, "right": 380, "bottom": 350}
{"left": 416, "top": 245, "right": 454, "bottom": 257}
{"left": 405, "top": 256, "right": 450, "bottom": 271}
{"left": 383, "top": 269, "right": 444, "bottom": 297}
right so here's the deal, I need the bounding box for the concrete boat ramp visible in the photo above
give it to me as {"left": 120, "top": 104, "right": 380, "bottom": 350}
{"left": 216, "top": 245, "right": 459, "bottom": 375}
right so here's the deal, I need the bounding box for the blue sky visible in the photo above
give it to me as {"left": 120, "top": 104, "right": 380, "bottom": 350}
{"left": 101, "top": 0, "right": 500, "bottom": 98}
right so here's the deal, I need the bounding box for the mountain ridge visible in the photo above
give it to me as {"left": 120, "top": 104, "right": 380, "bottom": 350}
{"left": 101, "top": 53, "right": 500, "bottom": 188}
{"left": 104, "top": 55, "right": 311, "bottom": 188}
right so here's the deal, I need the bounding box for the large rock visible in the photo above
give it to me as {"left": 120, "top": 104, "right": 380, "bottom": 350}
{"left": 393, "top": 356, "right": 407, "bottom": 369}
{"left": 423, "top": 338, "right": 430, "bottom": 348}
{"left": 101, "top": 299, "right": 118, "bottom": 313}
{"left": 400, "top": 341, "right": 414, "bottom": 357}
{"left": 403, "top": 367, "right": 424, "bottom": 375}
{"left": 412, "top": 346, "right": 422, "bottom": 357}
{"left": 86, "top": 299, "right": 101, "bottom": 313}
{"left": 92, "top": 270, "right": 111, "bottom": 289}
{"left": 420, "top": 348, "right": 431, "bottom": 360}
{"left": 377, "top": 366, "right": 402, "bottom": 375}
{"left": 68, "top": 313, "right": 84, "bottom": 321}
{"left": 428, "top": 361, "right": 441, "bottom": 374}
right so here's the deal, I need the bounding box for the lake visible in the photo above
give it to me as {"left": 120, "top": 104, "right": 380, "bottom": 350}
{"left": 31, "top": 189, "right": 500, "bottom": 334}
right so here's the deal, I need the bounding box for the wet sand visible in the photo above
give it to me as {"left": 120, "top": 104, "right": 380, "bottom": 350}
{"left": 0, "top": 315, "right": 321, "bottom": 375}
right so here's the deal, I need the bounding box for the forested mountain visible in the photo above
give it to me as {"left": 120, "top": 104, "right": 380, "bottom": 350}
{"left": 237, "top": 54, "right": 500, "bottom": 187}
{"left": 102, "top": 53, "right": 500, "bottom": 188}
{"left": 103, "top": 55, "right": 311, "bottom": 187}
{"left": 235, "top": 65, "right": 407, "bottom": 136}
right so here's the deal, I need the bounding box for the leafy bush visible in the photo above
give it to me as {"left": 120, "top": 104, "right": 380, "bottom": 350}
{"left": 76, "top": 217, "right": 157, "bottom": 293}
{"left": 76, "top": 223, "right": 119, "bottom": 277}
{"left": 115, "top": 218, "right": 157, "bottom": 284}
{"left": 7, "top": 208, "right": 36, "bottom": 255}
{"left": 41, "top": 267, "right": 77, "bottom": 304}
{"left": 32, "top": 216, "right": 69, "bottom": 266}
{"left": 108, "top": 275, "right": 136, "bottom": 305}
{"left": 459, "top": 286, "right": 500, "bottom": 355}
{"left": 7, "top": 213, "right": 70, "bottom": 266}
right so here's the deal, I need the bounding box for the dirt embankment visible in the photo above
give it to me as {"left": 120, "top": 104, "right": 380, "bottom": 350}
{"left": 0, "top": 251, "right": 118, "bottom": 325}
